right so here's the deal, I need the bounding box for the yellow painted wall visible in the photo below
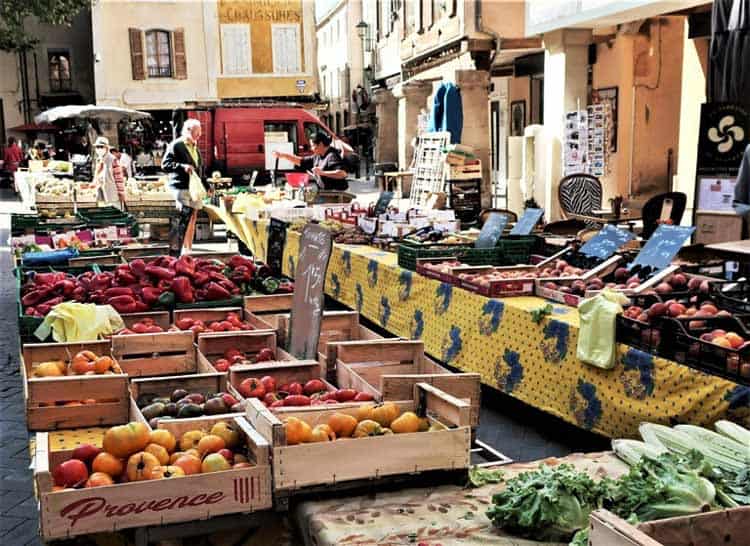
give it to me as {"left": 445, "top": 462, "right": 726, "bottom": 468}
{"left": 217, "top": 0, "right": 317, "bottom": 98}
{"left": 592, "top": 17, "right": 685, "bottom": 204}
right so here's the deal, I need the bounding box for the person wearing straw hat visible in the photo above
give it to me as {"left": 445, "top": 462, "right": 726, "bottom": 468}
{"left": 92, "top": 136, "right": 122, "bottom": 210}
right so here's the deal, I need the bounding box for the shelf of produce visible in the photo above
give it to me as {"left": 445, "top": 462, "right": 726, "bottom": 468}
{"left": 34, "top": 415, "right": 272, "bottom": 540}
{"left": 172, "top": 307, "right": 275, "bottom": 338}
{"left": 245, "top": 382, "right": 471, "bottom": 493}
{"left": 196, "top": 331, "right": 279, "bottom": 372}
{"left": 331, "top": 339, "right": 480, "bottom": 428}
{"left": 130, "top": 372, "right": 242, "bottom": 429}
{"left": 22, "top": 340, "right": 130, "bottom": 431}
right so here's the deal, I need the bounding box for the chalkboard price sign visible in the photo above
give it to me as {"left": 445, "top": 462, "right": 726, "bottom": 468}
{"left": 474, "top": 212, "right": 509, "bottom": 249}
{"left": 579, "top": 224, "right": 636, "bottom": 260}
{"left": 630, "top": 224, "right": 695, "bottom": 271}
{"left": 510, "top": 208, "right": 544, "bottom": 235}
{"left": 266, "top": 217, "right": 287, "bottom": 277}
{"left": 373, "top": 191, "right": 394, "bottom": 216}
{"left": 287, "top": 224, "right": 333, "bottom": 360}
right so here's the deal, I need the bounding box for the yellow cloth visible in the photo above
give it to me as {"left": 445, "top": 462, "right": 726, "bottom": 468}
{"left": 34, "top": 302, "right": 125, "bottom": 342}
{"left": 577, "top": 289, "right": 631, "bottom": 370}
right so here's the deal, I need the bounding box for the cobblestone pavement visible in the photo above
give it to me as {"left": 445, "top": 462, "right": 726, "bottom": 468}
{"left": 0, "top": 188, "right": 607, "bottom": 544}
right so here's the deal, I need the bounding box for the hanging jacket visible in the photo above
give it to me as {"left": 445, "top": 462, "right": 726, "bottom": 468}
{"left": 428, "top": 82, "right": 463, "bottom": 144}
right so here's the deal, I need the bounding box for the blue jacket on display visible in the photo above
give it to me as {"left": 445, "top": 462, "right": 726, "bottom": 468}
{"left": 428, "top": 82, "right": 463, "bottom": 143}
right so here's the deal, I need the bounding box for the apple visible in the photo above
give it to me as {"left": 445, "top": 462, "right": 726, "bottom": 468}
{"left": 72, "top": 444, "right": 102, "bottom": 467}
{"left": 655, "top": 283, "right": 672, "bottom": 295}
{"left": 217, "top": 448, "right": 234, "bottom": 463}
{"left": 201, "top": 453, "right": 231, "bottom": 473}
{"left": 668, "top": 303, "right": 687, "bottom": 317}
{"left": 53, "top": 459, "right": 89, "bottom": 488}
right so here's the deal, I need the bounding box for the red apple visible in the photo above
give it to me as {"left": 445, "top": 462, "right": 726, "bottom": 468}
{"left": 71, "top": 444, "right": 102, "bottom": 467}
{"left": 53, "top": 459, "right": 89, "bottom": 488}
{"left": 218, "top": 448, "right": 234, "bottom": 463}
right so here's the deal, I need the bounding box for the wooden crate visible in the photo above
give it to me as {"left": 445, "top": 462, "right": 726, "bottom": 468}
{"left": 196, "top": 331, "right": 278, "bottom": 370}
{"left": 130, "top": 372, "right": 239, "bottom": 428}
{"left": 245, "top": 382, "right": 471, "bottom": 492}
{"left": 243, "top": 293, "right": 295, "bottom": 331}
{"left": 173, "top": 307, "right": 274, "bottom": 336}
{"left": 112, "top": 330, "right": 198, "bottom": 378}
{"left": 331, "top": 340, "right": 481, "bottom": 428}
{"left": 276, "top": 311, "right": 388, "bottom": 375}
{"left": 534, "top": 256, "right": 624, "bottom": 307}
{"left": 22, "top": 340, "right": 130, "bottom": 431}
{"left": 119, "top": 244, "right": 170, "bottom": 260}
{"left": 588, "top": 507, "right": 750, "bottom": 546}
{"left": 34, "top": 415, "right": 272, "bottom": 540}
{"left": 69, "top": 253, "right": 121, "bottom": 266}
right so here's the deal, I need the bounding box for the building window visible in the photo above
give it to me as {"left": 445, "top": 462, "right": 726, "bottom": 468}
{"left": 48, "top": 50, "right": 72, "bottom": 92}
{"left": 271, "top": 24, "right": 301, "bottom": 74}
{"left": 145, "top": 30, "right": 172, "bottom": 78}
{"left": 221, "top": 24, "right": 251, "bottom": 76}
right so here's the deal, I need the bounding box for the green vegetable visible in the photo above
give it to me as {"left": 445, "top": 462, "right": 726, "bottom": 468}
{"left": 640, "top": 423, "right": 747, "bottom": 475}
{"left": 608, "top": 451, "right": 717, "bottom": 522}
{"left": 157, "top": 291, "right": 175, "bottom": 308}
{"left": 714, "top": 420, "right": 750, "bottom": 450}
{"left": 467, "top": 466, "right": 505, "bottom": 488}
{"left": 486, "top": 463, "right": 614, "bottom": 542}
{"left": 530, "top": 303, "right": 553, "bottom": 324}
{"left": 612, "top": 439, "right": 666, "bottom": 467}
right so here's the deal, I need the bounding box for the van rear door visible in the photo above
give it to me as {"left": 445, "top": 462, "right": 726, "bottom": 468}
{"left": 221, "top": 120, "right": 264, "bottom": 174}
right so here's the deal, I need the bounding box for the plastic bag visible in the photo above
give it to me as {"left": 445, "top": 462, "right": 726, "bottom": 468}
{"left": 188, "top": 171, "right": 207, "bottom": 203}
{"left": 34, "top": 302, "right": 125, "bottom": 342}
{"left": 577, "top": 289, "right": 630, "bottom": 370}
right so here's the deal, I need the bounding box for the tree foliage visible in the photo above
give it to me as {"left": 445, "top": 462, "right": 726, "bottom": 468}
{"left": 0, "top": 0, "right": 90, "bottom": 52}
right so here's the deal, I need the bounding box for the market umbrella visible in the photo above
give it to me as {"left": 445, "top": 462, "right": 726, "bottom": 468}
{"left": 34, "top": 105, "right": 151, "bottom": 124}
{"left": 708, "top": 0, "right": 750, "bottom": 106}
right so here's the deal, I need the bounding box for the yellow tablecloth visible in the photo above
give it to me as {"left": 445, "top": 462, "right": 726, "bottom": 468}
{"left": 220, "top": 216, "right": 750, "bottom": 438}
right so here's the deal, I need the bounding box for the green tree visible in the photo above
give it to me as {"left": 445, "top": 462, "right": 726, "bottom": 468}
{"left": 0, "top": 0, "right": 90, "bottom": 52}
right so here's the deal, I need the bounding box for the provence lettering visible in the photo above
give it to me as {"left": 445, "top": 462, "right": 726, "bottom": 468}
{"left": 59, "top": 492, "right": 225, "bottom": 527}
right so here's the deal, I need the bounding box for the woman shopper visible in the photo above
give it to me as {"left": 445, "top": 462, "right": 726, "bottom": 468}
{"left": 162, "top": 118, "right": 210, "bottom": 255}
{"left": 92, "top": 136, "right": 123, "bottom": 210}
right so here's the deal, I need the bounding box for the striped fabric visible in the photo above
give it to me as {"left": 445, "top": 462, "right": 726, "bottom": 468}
{"left": 559, "top": 174, "right": 602, "bottom": 218}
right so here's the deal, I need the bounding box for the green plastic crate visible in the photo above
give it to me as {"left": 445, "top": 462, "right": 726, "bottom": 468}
{"left": 397, "top": 242, "right": 472, "bottom": 271}
{"left": 397, "top": 236, "right": 538, "bottom": 271}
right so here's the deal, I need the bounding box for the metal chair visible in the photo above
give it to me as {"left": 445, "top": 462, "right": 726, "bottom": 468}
{"left": 558, "top": 173, "right": 603, "bottom": 219}
{"left": 640, "top": 191, "right": 687, "bottom": 239}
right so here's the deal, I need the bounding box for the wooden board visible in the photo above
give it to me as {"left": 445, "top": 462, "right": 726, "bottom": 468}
{"left": 22, "top": 341, "right": 130, "bottom": 431}
{"left": 243, "top": 293, "right": 294, "bottom": 314}
{"left": 244, "top": 382, "right": 471, "bottom": 492}
{"left": 112, "top": 330, "right": 196, "bottom": 377}
{"left": 34, "top": 415, "right": 272, "bottom": 540}
{"left": 287, "top": 224, "right": 333, "bottom": 360}
{"left": 589, "top": 507, "right": 750, "bottom": 546}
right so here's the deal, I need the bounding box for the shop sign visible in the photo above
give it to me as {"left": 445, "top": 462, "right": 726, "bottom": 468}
{"left": 219, "top": 0, "right": 301, "bottom": 23}
{"left": 630, "top": 225, "right": 696, "bottom": 272}
{"left": 697, "top": 103, "right": 750, "bottom": 175}
{"left": 295, "top": 79, "right": 306, "bottom": 93}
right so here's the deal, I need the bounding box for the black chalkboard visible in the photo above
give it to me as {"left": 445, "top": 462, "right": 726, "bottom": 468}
{"left": 630, "top": 224, "right": 695, "bottom": 271}
{"left": 474, "top": 212, "right": 508, "bottom": 249}
{"left": 287, "top": 224, "right": 333, "bottom": 360}
{"left": 266, "top": 217, "right": 287, "bottom": 276}
{"left": 579, "top": 224, "right": 636, "bottom": 260}
{"left": 373, "top": 191, "right": 394, "bottom": 216}
{"left": 510, "top": 208, "right": 544, "bottom": 235}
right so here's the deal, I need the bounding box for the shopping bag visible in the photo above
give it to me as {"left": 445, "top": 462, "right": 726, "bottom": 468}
{"left": 188, "top": 171, "right": 207, "bottom": 203}
{"left": 577, "top": 289, "right": 630, "bottom": 370}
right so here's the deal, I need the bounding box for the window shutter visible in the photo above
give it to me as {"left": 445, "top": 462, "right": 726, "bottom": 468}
{"left": 129, "top": 28, "right": 145, "bottom": 80}
{"left": 172, "top": 28, "right": 187, "bottom": 79}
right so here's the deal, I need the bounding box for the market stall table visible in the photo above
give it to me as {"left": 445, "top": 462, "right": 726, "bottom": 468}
{"left": 211, "top": 216, "right": 749, "bottom": 437}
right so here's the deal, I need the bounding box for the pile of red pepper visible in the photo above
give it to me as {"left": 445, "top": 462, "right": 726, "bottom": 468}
{"left": 21, "top": 254, "right": 295, "bottom": 318}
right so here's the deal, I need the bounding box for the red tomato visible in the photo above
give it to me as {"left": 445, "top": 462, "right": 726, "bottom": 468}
{"left": 224, "top": 348, "right": 242, "bottom": 360}
{"left": 175, "top": 317, "right": 194, "bottom": 330}
{"left": 354, "top": 392, "right": 375, "bottom": 402}
{"left": 287, "top": 382, "right": 303, "bottom": 396}
{"left": 214, "top": 358, "right": 230, "bottom": 372}
{"left": 260, "top": 375, "right": 277, "bottom": 393}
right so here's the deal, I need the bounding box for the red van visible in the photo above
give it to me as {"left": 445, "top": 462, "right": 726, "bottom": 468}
{"left": 186, "top": 106, "right": 344, "bottom": 178}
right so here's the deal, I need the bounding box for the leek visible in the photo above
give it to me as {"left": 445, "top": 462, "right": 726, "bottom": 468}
{"left": 715, "top": 420, "right": 750, "bottom": 447}
{"left": 673, "top": 424, "right": 748, "bottom": 474}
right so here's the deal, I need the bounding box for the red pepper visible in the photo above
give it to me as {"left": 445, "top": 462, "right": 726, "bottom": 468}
{"left": 107, "top": 294, "right": 138, "bottom": 314}
{"left": 199, "top": 263, "right": 225, "bottom": 274}
{"left": 277, "top": 280, "right": 294, "bottom": 293}
{"left": 33, "top": 272, "right": 64, "bottom": 286}
{"left": 116, "top": 269, "right": 137, "bottom": 286}
{"left": 22, "top": 290, "right": 44, "bottom": 307}
{"left": 90, "top": 273, "right": 113, "bottom": 291}
{"left": 196, "top": 288, "right": 208, "bottom": 300}
{"left": 157, "top": 278, "right": 173, "bottom": 291}
{"left": 217, "top": 279, "right": 237, "bottom": 293}
{"left": 25, "top": 306, "right": 36, "bottom": 316}
{"left": 193, "top": 271, "right": 210, "bottom": 286}
{"left": 133, "top": 301, "right": 150, "bottom": 312}
{"left": 76, "top": 272, "right": 92, "bottom": 290}
{"left": 129, "top": 259, "right": 146, "bottom": 277}
{"left": 104, "top": 287, "right": 133, "bottom": 299}
{"left": 89, "top": 290, "right": 106, "bottom": 304}
{"left": 171, "top": 276, "right": 195, "bottom": 304}
{"left": 208, "top": 271, "right": 229, "bottom": 283}
{"left": 205, "top": 282, "right": 231, "bottom": 301}
{"left": 53, "top": 279, "right": 76, "bottom": 297}
{"left": 175, "top": 255, "right": 196, "bottom": 278}
{"left": 229, "top": 255, "right": 255, "bottom": 271}
{"left": 37, "top": 296, "right": 65, "bottom": 316}
{"left": 145, "top": 265, "right": 176, "bottom": 281}
{"left": 229, "top": 265, "right": 252, "bottom": 284}
{"left": 72, "top": 286, "right": 86, "bottom": 302}
{"left": 142, "top": 286, "right": 163, "bottom": 305}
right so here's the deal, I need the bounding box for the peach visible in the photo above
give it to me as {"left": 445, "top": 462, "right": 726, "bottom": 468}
{"left": 712, "top": 336, "right": 733, "bottom": 349}
{"left": 648, "top": 303, "right": 667, "bottom": 317}
{"left": 668, "top": 303, "right": 687, "bottom": 317}
{"left": 725, "top": 332, "right": 745, "bottom": 349}
{"left": 655, "top": 282, "right": 672, "bottom": 295}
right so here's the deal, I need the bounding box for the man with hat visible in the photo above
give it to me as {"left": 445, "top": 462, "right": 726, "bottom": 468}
{"left": 93, "top": 136, "right": 122, "bottom": 209}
